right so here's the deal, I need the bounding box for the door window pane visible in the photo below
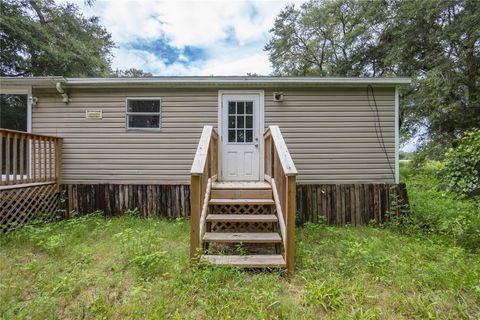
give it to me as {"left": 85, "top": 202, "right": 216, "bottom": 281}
{"left": 236, "top": 115, "right": 244, "bottom": 128}
{"left": 237, "top": 130, "right": 245, "bottom": 142}
{"left": 245, "top": 115, "right": 253, "bottom": 129}
{"left": 237, "top": 102, "right": 244, "bottom": 114}
{"left": 228, "top": 102, "right": 236, "bottom": 114}
{"left": 228, "top": 116, "right": 235, "bottom": 129}
{"left": 245, "top": 130, "right": 253, "bottom": 142}
{"left": 228, "top": 129, "right": 236, "bottom": 142}
{"left": 245, "top": 102, "right": 253, "bottom": 114}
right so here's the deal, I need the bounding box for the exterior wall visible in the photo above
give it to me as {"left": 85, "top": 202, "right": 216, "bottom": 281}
{"left": 32, "top": 88, "right": 218, "bottom": 184}
{"left": 32, "top": 86, "right": 395, "bottom": 184}
{"left": 265, "top": 88, "right": 396, "bottom": 183}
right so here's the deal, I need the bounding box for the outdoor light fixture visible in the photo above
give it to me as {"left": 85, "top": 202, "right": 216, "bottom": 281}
{"left": 56, "top": 82, "right": 70, "bottom": 103}
{"left": 273, "top": 91, "right": 284, "bottom": 102}
{"left": 28, "top": 96, "right": 38, "bottom": 107}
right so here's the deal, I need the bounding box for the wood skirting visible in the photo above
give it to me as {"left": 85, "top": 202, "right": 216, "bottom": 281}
{"left": 62, "top": 183, "right": 408, "bottom": 225}
{"left": 296, "top": 183, "right": 409, "bottom": 225}
{"left": 63, "top": 184, "right": 190, "bottom": 218}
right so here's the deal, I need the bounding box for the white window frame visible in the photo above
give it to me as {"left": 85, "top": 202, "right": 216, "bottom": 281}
{"left": 0, "top": 87, "right": 32, "bottom": 133}
{"left": 125, "top": 97, "right": 162, "bottom": 131}
{"left": 0, "top": 87, "right": 33, "bottom": 180}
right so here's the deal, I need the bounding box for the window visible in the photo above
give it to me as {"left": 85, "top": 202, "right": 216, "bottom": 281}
{"left": 1, "top": 93, "right": 29, "bottom": 176}
{"left": 228, "top": 100, "right": 254, "bottom": 143}
{"left": 1, "top": 94, "right": 28, "bottom": 131}
{"left": 126, "top": 98, "right": 161, "bottom": 130}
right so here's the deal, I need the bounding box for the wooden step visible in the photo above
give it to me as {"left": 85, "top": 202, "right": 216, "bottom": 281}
{"left": 209, "top": 198, "right": 275, "bottom": 205}
{"left": 203, "top": 232, "right": 282, "bottom": 243}
{"left": 206, "top": 214, "right": 278, "bottom": 223}
{"left": 212, "top": 181, "right": 271, "bottom": 190}
{"left": 201, "top": 255, "right": 286, "bottom": 268}
{"left": 211, "top": 189, "right": 272, "bottom": 200}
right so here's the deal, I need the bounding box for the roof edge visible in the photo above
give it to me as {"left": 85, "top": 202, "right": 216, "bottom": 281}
{"left": 1, "top": 76, "right": 411, "bottom": 89}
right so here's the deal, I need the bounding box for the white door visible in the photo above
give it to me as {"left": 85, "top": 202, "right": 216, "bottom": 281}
{"left": 220, "top": 93, "right": 262, "bottom": 181}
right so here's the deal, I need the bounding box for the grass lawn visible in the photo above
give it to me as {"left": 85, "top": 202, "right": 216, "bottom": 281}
{"left": 1, "top": 213, "right": 479, "bottom": 319}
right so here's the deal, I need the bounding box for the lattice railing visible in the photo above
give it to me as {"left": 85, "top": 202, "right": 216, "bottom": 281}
{"left": 1, "top": 129, "right": 63, "bottom": 232}
{"left": 0, "top": 183, "right": 61, "bottom": 232}
{"left": 210, "top": 204, "right": 275, "bottom": 232}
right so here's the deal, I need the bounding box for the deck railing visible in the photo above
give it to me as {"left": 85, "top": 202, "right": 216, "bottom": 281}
{"left": 1, "top": 129, "right": 63, "bottom": 189}
{"left": 190, "top": 126, "right": 218, "bottom": 259}
{"left": 1, "top": 129, "right": 63, "bottom": 232}
{"left": 264, "top": 125, "right": 297, "bottom": 273}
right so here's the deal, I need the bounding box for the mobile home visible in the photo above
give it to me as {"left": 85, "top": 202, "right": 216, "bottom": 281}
{"left": 1, "top": 76, "right": 410, "bottom": 270}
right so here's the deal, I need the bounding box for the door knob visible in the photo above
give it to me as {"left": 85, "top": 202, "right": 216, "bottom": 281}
{"left": 254, "top": 143, "right": 259, "bottom": 148}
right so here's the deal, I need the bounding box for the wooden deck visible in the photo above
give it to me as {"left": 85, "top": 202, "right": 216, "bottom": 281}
{"left": 0, "top": 129, "right": 63, "bottom": 232}
{"left": 190, "top": 125, "right": 297, "bottom": 274}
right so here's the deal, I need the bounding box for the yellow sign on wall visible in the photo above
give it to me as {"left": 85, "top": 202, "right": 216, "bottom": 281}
{"left": 85, "top": 110, "right": 102, "bottom": 119}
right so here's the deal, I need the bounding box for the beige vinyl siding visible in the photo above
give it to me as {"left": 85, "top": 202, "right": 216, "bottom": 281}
{"left": 265, "top": 88, "right": 395, "bottom": 183}
{"left": 32, "top": 88, "right": 218, "bottom": 184}
{"left": 31, "top": 86, "right": 396, "bottom": 184}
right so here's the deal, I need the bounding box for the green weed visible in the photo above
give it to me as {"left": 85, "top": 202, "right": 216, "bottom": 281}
{"left": 0, "top": 193, "right": 479, "bottom": 318}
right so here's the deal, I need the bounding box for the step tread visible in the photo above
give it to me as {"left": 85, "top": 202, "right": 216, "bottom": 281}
{"left": 212, "top": 181, "right": 271, "bottom": 190}
{"left": 201, "top": 255, "right": 286, "bottom": 267}
{"left": 203, "top": 232, "right": 282, "bottom": 243}
{"left": 206, "top": 214, "right": 278, "bottom": 223}
{"left": 211, "top": 189, "right": 272, "bottom": 200}
{"left": 209, "top": 198, "right": 275, "bottom": 205}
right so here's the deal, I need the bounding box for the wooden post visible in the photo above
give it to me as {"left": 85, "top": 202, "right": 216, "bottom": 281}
{"left": 19, "top": 136, "right": 24, "bottom": 183}
{"left": 43, "top": 138, "right": 47, "bottom": 182}
{"left": 32, "top": 139, "right": 36, "bottom": 182}
{"left": 55, "top": 138, "right": 63, "bottom": 191}
{"left": 286, "top": 175, "right": 296, "bottom": 275}
{"left": 12, "top": 133, "right": 17, "bottom": 184}
{"left": 190, "top": 175, "right": 201, "bottom": 260}
{"left": 5, "top": 133, "right": 10, "bottom": 184}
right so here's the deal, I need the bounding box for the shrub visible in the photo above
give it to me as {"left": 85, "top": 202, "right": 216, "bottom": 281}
{"left": 400, "top": 162, "right": 480, "bottom": 251}
{"left": 443, "top": 129, "right": 480, "bottom": 195}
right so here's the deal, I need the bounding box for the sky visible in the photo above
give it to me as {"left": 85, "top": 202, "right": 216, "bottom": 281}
{"left": 67, "top": 0, "right": 305, "bottom": 76}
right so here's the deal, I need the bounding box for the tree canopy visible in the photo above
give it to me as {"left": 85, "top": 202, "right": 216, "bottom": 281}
{"left": 265, "top": 0, "right": 480, "bottom": 153}
{"left": 111, "top": 68, "right": 153, "bottom": 78}
{"left": 0, "top": 0, "right": 115, "bottom": 77}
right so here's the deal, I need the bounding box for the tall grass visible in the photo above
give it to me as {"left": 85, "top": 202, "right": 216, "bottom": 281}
{"left": 398, "top": 161, "right": 480, "bottom": 251}
{"left": 1, "top": 212, "right": 479, "bottom": 319}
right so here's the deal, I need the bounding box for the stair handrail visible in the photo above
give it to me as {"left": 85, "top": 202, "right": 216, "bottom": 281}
{"left": 264, "top": 125, "right": 297, "bottom": 274}
{"left": 190, "top": 126, "right": 218, "bottom": 260}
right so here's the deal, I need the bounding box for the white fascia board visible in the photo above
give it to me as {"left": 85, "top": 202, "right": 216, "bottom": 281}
{"left": 65, "top": 77, "right": 411, "bottom": 87}
{"left": 1, "top": 76, "right": 411, "bottom": 88}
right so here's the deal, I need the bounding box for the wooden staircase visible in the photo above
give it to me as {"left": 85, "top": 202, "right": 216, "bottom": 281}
{"left": 190, "top": 126, "right": 297, "bottom": 273}
{"left": 202, "top": 181, "right": 285, "bottom": 267}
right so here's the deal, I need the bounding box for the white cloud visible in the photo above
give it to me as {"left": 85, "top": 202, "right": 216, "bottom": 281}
{"left": 62, "top": 0, "right": 306, "bottom": 75}
{"left": 198, "top": 51, "right": 272, "bottom": 75}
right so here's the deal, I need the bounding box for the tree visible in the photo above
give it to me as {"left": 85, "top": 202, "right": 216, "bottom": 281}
{"left": 443, "top": 129, "right": 480, "bottom": 195}
{"left": 0, "top": 0, "right": 115, "bottom": 77}
{"left": 265, "top": 0, "right": 480, "bottom": 154}
{"left": 111, "top": 68, "right": 153, "bottom": 77}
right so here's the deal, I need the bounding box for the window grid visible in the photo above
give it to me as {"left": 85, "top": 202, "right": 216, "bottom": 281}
{"left": 228, "top": 101, "right": 253, "bottom": 143}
